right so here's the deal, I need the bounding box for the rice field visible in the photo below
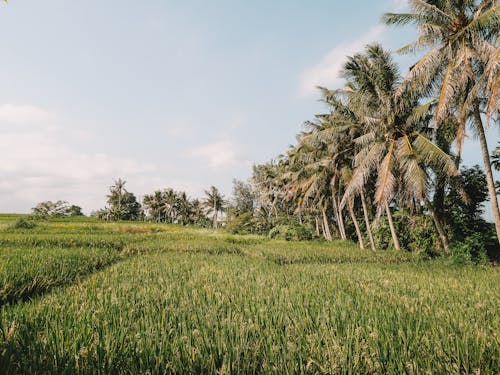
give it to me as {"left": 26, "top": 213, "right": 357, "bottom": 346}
{"left": 0, "top": 215, "right": 498, "bottom": 374}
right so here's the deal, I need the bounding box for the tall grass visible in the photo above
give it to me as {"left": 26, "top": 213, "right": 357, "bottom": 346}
{"left": 1, "top": 253, "right": 498, "bottom": 374}
{"left": 0, "top": 218, "right": 498, "bottom": 373}
{"left": 0, "top": 246, "right": 121, "bottom": 306}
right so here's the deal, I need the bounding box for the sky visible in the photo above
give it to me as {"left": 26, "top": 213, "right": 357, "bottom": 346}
{"left": 0, "top": 0, "right": 497, "bottom": 214}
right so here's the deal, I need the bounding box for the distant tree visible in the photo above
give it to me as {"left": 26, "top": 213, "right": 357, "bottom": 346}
{"left": 31, "top": 200, "right": 83, "bottom": 218}
{"left": 225, "top": 179, "right": 257, "bottom": 234}
{"left": 492, "top": 144, "right": 500, "bottom": 195}
{"left": 67, "top": 205, "right": 84, "bottom": 216}
{"left": 229, "top": 179, "right": 255, "bottom": 215}
{"left": 445, "top": 165, "right": 489, "bottom": 241}
{"left": 203, "top": 186, "right": 225, "bottom": 228}
{"left": 492, "top": 143, "right": 500, "bottom": 171}
{"left": 190, "top": 198, "right": 209, "bottom": 226}
{"left": 106, "top": 179, "right": 142, "bottom": 220}
{"left": 175, "top": 191, "right": 192, "bottom": 225}
{"left": 91, "top": 208, "right": 110, "bottom": 220}
{"left": 143, "top": 190, "right": 164, "bottom": 222}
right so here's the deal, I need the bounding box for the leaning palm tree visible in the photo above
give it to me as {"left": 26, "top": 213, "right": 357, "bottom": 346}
{"left": 294, "top": 121, "right": 357, "bottom": 243}
{"left": 204, "top": 186, "right": 225, "bottom": 228}
{"left": 341, "top": 44, "right": 457, "bottom": 250}
{"left": 383, "top": 0, "right": 500, "bottom": 244}
{"left": 316, "top": 87, "right": 379, "bottom": 249}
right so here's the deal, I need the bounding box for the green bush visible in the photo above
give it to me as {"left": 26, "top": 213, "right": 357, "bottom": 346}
{"left": 451, "top": 234, "right": 489, "bottom": 265}
{"left": 12, "top": 218, "right": 37, "bottom": 229}
{"left": 225, "top": 212, "right": 254, "bottom": 234}
{"left": 373, "top": 217, "right": 393, "bottom": 249}
{"left": 373, "top": 213, "right": 438, "bottom": 254}
{"left": 268, "top": 224, "right": 313, "bottom": 241}
{"left": 409, "top": 215, "right": 439, "bottom": 256}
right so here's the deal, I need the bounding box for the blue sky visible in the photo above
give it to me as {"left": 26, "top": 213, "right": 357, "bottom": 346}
{"left": 0, "top": 0, "right": 497, "bottom": 213}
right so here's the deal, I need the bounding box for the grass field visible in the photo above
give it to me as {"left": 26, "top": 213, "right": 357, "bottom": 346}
{"left": 0, "top": 214, "right": 498, "bottom": 374}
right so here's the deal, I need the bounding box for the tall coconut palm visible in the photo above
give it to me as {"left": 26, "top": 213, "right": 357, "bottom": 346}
{"left": 317, "top": 87, "right": 379, "bottom": 249}
{"left": 383, "top": 0, "right": 500, "bottom": 245}
{"left": 143, "top": 190, "right": 164, "bottom": 222}
{"left": 175, "top": 192, "right": 192, "bottom": 225}
{"left": 340, "top": 44, "right": 457, "bottom": 250}
{"left": 295, "top": 119, "right": 362, "bottom": 244}
{"left": 204, "top": 186, "right": 225, "bottom": 228}
{"left": 162, "top": 189, "right": 177, "bottom": 223}
{"left": 190, "top": 199, "right": 205, "bottom": 224}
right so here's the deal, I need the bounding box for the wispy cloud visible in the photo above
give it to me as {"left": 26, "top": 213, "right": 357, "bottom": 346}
{"left": 391, "top": 0, "right": 408, "bottom": 12}
{"left": 189, "top": 141, "right": 249, "bottom": 168}
{"left": 0, "top": 104, "right": 157, "bottom": 213}
{"left": 299, "top": 25, "right": 386, "bottom": 96}
{"left": 0, "top": 103, "right": 57, "bottom": 128}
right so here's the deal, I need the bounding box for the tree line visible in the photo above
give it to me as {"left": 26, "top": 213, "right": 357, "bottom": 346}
{"left": 247, "top": 0, "right": 499, "bottom": 257}
{"left": 89, "top": 179, "right": 226, "bottom": 229}
{"left": 29, "top": 1, "right": 499, "bottom": 260}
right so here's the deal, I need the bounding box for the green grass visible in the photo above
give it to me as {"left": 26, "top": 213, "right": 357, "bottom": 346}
{"left": 0, "top": 246, "right": 121, "bottom": 306}
{"left": 0, "top": 218, "right": 498, "bottom": 373}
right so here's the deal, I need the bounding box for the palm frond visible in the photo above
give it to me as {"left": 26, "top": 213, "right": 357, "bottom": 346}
{"left": 412, "top": 132, "right": 457, "bottom": 176}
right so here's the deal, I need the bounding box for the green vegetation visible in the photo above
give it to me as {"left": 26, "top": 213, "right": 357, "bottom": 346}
{"left": 0, "top": 216, "right": 498, "bottom": 373}
{"left": 0, "top": 246, "right": 120, "bottom": 306}
{"left": 1, "top": 0, "right": 498, "bottom": 372}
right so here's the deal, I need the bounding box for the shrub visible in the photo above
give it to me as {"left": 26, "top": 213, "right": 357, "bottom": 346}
{"left": 409, "top": 215, "right": 439, "bottom": 256}
{"left": 373, "top": 213, "right": 438, "bottom": 254}
{"left": 268, "top": 224, "right": 313, "bottom": 241}
{"left": 225, "top": 212, "right": 254, "bottom": 234}
{"left": 451, "top": 233, "right": 489, "bottom": 265}
{"left": 12, "top": 218, "right": 37, "bottom": 229}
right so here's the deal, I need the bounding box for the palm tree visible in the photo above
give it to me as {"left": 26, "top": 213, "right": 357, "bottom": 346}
{"left": 340, "top": 44, "right": 457, "bottom": 250}
{"left": 293, "top": 121, "right": 355, "bottom": 243}
{"left": 175, "top": 192, "right": 192, "bottom": 225}
{"left": 204, "top": 186, "right": 225, "bottom": 228}
{"left": 108, "top": 178, "right": 127, "bottom": 220}
{"left": 317, "top": 87, "right": 379, "bottom": 249}
{"left": 162, "top": 188, "right": 177, "bottom": 223}
{"left": 383, "top": 0, "right": 500, "bottom": 245}
{"left": 190, "top": 199, "right": 205, "bottom": 224}
{"left": 143, "top": 191, "right": 164, "bottom": 222}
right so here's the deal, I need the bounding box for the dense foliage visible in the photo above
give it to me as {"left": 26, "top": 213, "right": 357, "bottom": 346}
{"left": 246, "top": 0, "right": 500, "bottom": 258}
{"left": 66, "top": 1, "right": 499, "bottom": 261}
{"left": 31, "top": 200, "right": 83, "bottom": 218}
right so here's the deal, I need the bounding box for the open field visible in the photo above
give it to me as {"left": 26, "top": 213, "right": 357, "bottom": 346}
{"left": 0, "top": 215, "right": 498, "bottom": 374}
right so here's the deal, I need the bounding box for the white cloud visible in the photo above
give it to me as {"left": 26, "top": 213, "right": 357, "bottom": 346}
{"left": 391, "top": 0, "right": 408, "bottom": 12}
{"left": 0, "top": 104, "right": 158, "bottom": 213}
{"left": 0, "top": 103, "right": 56, "bottom": 127}
{"left": 189, "top": 141, "right": 249, "bottom": 168}
{"left": 299, "top": 25, "right": 386, "bottom": 96}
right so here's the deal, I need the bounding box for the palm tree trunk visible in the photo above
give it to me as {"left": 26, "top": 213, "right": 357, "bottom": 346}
{"left": 331, "top": 186, "right": 347, "bottom": 240}
{"left": 360, "top": 191, "right": 376, "bottom": 250}
{"left": 336, "top": 184, "right": 348, "bottom": 240}
{"left": 347, "top": 199, "right": 365, "bottom": 249}
{"left": 332, "top": 197, "right": 347, "bottom": 240}
{"left": 337, "top": 204, "right": 347, "bottom": 240}
{"left": 425, "top": 197, "right": 449, "bottom": 253}
{"left": 315, "top": 216, "right": 320, "bottom": 237}
{"left": 474, "top": 102, "right": 500, "bottom": 246}
{"left": 322, "top": 208, "right": 332, "bottom": 241}
{"left": 384, "top": 201, "right": 400, "bottom": 250}
{"left": 213, "top": 196, "right": 217, "bottom": 228}
{"left": 433, "top": 172, "right": 447, "bottom": 220}
{"left": 320, "top": 219, "right": 326, "bottom": 240}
